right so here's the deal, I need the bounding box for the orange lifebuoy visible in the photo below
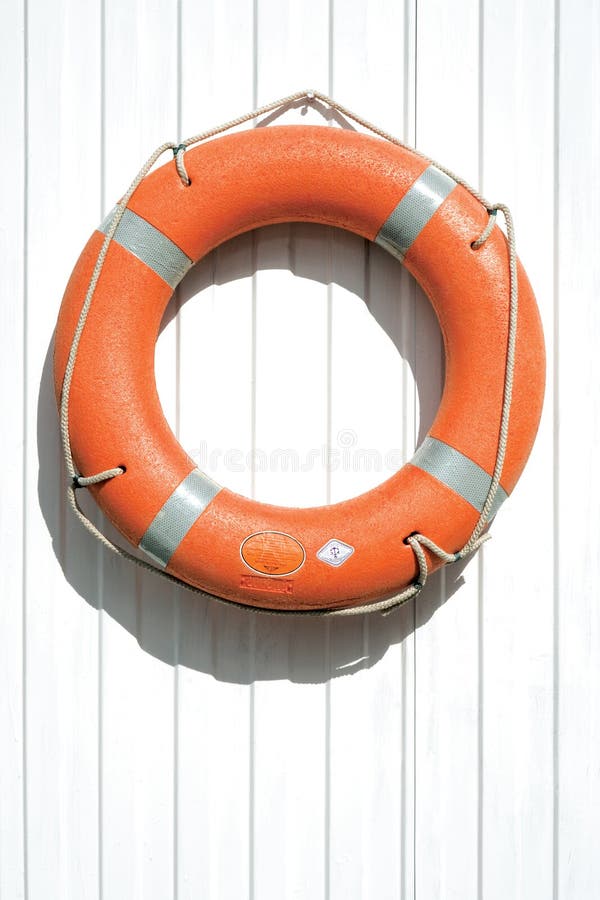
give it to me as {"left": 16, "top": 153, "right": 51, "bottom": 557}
{"left": 54, "top": 124, "right": 545, "bottom": 612}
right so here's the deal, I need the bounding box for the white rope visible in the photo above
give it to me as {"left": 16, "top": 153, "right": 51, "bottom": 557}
{"left": 459, "top": 202, "right": 518, "bottom": 554}
{"left": 59, "top": 140, "right": 179, "bottom": 481}
{"left": 59, "top": 89, "right": 518, "bottom": 616}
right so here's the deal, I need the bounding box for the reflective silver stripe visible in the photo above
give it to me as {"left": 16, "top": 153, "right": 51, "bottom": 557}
{"left": 410, "top": 436, "right": 508, "bottom": 517}
{"left": 99, "top": 207, "right": 192, "bottom": 288}
{"left": 375, "top": 165, "right": 457, "bottom": 261}
{"left": 139, "top": 469, "right": 222, "bottom": 567}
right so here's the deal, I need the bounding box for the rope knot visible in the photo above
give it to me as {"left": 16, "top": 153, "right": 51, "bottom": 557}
{"left": 173, "top": 144, "right": 191, "bottom": 186}
{"left": 472, "top": 207, "right": 499, "bottom": 250}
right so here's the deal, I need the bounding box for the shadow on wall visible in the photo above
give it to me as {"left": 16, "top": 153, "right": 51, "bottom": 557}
{"left": 39, "top": 220, "right": 471, "bottom": 685}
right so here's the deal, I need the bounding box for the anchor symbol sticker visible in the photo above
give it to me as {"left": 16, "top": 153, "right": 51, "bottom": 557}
{"left": 317, "top": 539, "right": 354, "bottom": 568}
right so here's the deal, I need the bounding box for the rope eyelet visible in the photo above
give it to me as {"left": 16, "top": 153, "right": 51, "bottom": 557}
{"left": 173, "top": 144, "right": 191, "bottom": 186}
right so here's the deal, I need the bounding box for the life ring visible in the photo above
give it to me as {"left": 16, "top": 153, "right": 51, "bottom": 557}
{"left": 54, "top": 123, "right": 545, "bottom": 613}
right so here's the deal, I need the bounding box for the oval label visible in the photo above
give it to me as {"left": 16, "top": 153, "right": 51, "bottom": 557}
{"left": 240, "top": 531, "right": 305, "bottom": 577}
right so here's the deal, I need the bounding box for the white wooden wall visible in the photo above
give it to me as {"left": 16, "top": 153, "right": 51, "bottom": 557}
{"left": 1, "top": 0, "right": 599, "bottom": 897}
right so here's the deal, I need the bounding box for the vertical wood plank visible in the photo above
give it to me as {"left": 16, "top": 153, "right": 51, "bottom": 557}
{"left": 101, "top": 1, "right": 178, "bottom": 897}
{"left": 251, "top": 3, "right": 330, "bottom": 898}
{"left": 0, "top": 0, "right": 25, "bottom": 896}
{"left": 174, "top": 3, "right": 256, "bottom": 897}
{"left": 480, "top": 2, "right": 556, "bottom": 898}
{"left": 556, "top": 2, "right": 600, "bottom": 897}
{"left": 327, "top": 2, "right": 417, "bottom": 897}
{"left": 413, "top": 1, "right": 482, "bottom": 897}
{"left": 24, "top": 0, "right": 102, "bottom": 896}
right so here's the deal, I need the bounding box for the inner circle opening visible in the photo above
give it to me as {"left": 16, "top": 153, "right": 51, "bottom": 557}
{"left": 156, "top": 222, "right": 444, "bottom": 508}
